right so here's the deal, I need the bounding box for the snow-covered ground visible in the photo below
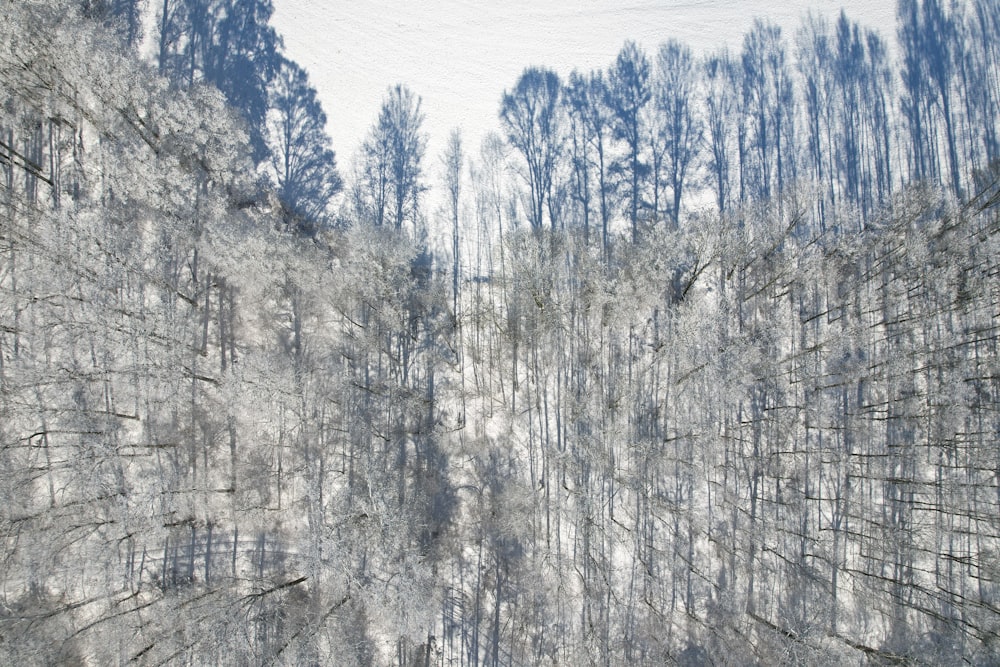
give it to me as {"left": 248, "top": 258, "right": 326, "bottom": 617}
{"left": 271, "top": 1, "right": 897, "bottom": 171}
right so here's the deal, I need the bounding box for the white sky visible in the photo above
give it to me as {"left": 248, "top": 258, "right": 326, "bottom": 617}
{"left": 271, "top": 1, "right": 897, "bottom": 187}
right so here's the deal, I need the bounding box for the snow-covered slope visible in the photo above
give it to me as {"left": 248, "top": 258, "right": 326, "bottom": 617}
{"left": 271, "top": 1, "right": 896, "bottom": 168}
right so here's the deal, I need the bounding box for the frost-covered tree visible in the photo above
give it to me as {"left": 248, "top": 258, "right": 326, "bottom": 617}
{"left": 156, "top": 0, "right": 281, "bottom": 162}
{"left": 5, "top": 2, "right": 1000, "bottom": 665}
{"left": 80, "top": 0, "right": 144, "bottom": 47}
{"left": 442, "top": 128, "right": 464, "bottom": 316}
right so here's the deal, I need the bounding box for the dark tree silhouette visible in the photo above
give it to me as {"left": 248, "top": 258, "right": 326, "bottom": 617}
{"left": 156, "top": 0, "right": 280, "bottom": 163}
{"left": 500, "top": 67, "right": 563, "bottom": 232}
{"left": 651, "top": 39, "right": 701, "bottom": 226}
{"left": 704, "top": 50, "right": 737, "bottom": 214}
{"left": 921, "top": 0, "right": 963, "bottom": 196}
{"left": 266, "top": 58, "right": 342, "bottom": 236}
{"left": 898, "top": 0, "right": 932, "bottom": 182}
{"left": 740, "top": 20, "right": 793, "bottom": 202}
{"left": 564, "top": 71, "right": 594, "bottom": 242}
{"left": 564, "top": 70, "right": 615, "bottom": 254}
{"left": 606, "top": 41, "right": 650, "bottom": 241}
{"left": 358, "top": 84, "right": 427, "bottom": 231}
{"left": 796, "top": 13, "right": 835, "bottom": 226}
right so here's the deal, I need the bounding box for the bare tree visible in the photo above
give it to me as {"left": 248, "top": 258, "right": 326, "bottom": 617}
{"left": 500, "top": 67, "right": 563, "bottom": 232}
{"left": 358, "top": 84, "right": 427, "bottom": 232}
{"left": 704, "top": 50, "right": 737, "bottom": 214}
{"left": 606, "top": 41, "right": 650, "bottom": 241}
{"left": 442, "top": 128, "right": 464, "bottom": 317}
{"left": 650, "top": 39, "right": 702, "bottom": 226}
{"left": 266, "top": 58, "right": 342, "bottom": 236}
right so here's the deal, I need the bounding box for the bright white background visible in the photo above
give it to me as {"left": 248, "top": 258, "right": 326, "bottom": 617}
{"left": 272, "top": 1, "right": 897, "bottom": 181}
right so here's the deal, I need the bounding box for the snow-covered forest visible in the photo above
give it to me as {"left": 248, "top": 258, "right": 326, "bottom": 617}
{"left": 2, "top": 0, "right": 999, "bottom": 664}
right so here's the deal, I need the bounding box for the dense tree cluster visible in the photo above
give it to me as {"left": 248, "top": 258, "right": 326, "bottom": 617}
{"left": 499, "top": 1, "right": 1000, "bottom": 248}
{"left": 153, "top": 0, "right": 342, "bottom": 229}
{"left": 2, "top": 1, "right": 999, "bottom": 665}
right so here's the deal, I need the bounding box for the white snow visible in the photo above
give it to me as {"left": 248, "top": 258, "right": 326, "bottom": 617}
{"left": 271, "top": 1, "right": 898, "bottom": 174}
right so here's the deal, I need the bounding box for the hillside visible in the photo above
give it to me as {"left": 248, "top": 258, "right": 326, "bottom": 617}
{"left": 1, "top": 1, "right": 999, "bottom": 665}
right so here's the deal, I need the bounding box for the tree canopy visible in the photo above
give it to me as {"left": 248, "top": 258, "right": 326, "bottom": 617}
{"left": 2, "top": 1, "right": 999, "bottom": 665}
